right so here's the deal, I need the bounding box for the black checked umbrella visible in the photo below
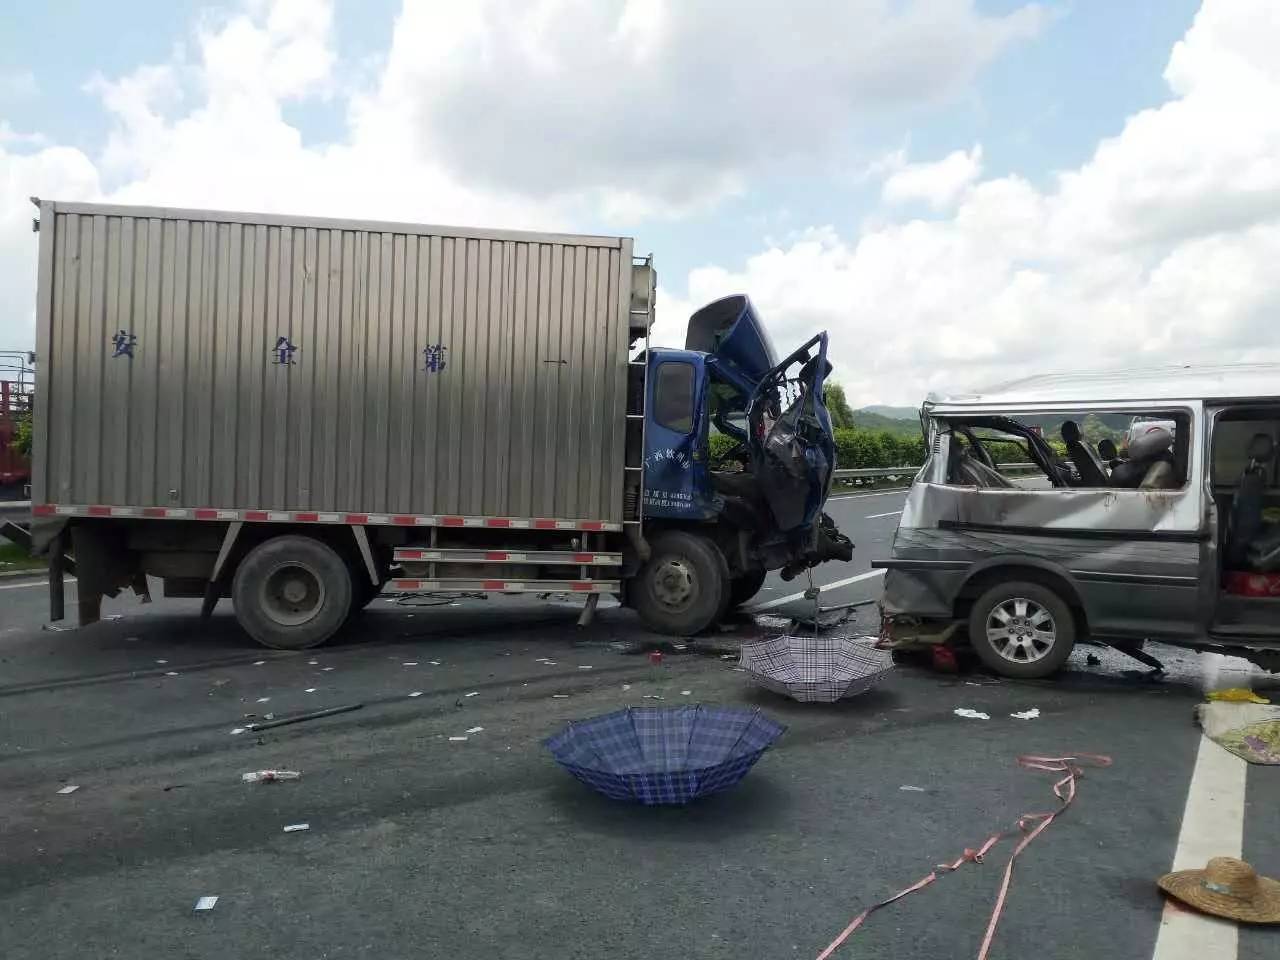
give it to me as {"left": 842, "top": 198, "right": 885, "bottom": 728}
{"left": 739, "top": 635, "right": 894, "bottom": 703}
{"left": 544, "top": 705, "right": 786, "bottom": 805}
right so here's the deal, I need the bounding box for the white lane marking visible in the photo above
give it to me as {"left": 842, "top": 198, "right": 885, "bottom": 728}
{"left": 1150, "top": 733, "right": 1245, "bottom": 960}
{"left": 746, "top": 568, "right": 886, "bottom": 612}
{"left": 0, "top": 577, "right": 75, "bottom": 591}
{"left": 825, "top": 490, "right": 908, "bottom": 501}
{"left": 865, "top": 510, "right": 903, "bottom": 519}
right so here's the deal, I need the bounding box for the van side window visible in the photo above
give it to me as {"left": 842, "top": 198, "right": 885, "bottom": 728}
{"left": 939, "top": 411, "right": 1191, "bottom": 490}
{"left": 654, "top": 362, "right": 695, "bottom": 434}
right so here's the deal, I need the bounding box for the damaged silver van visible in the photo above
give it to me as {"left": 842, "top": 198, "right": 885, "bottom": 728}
{"left": 876, "top": 365, "right": 1280, "bottom": 678}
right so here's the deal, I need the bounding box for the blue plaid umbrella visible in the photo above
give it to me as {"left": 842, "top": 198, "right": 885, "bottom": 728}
{"left": 544, "top": 705, "right": 786, "bottom": 805}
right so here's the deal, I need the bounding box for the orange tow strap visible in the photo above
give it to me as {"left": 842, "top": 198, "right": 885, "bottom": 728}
{"left": 815, "top": 753, "right": 1112, "bottom": 960}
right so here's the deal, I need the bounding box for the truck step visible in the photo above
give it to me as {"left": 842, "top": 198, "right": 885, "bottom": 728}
{"left": 386, "top": 578, "right": 620, "bottom": 594}
{"left": 393, "top": 547, "right": 622, "bottom": 565}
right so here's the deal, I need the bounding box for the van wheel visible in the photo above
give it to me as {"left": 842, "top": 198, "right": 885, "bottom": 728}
{"left": 967, "top": 581, "right": 1075, "bottom": 679}
{"left": 233, "top": 535, "right": 353, "bottom": 649}
{"left": 728, "top": 569, "right": 768, "bottom": 609}
{"left": 633, "top": 531, "right": 729, "bottom": 635}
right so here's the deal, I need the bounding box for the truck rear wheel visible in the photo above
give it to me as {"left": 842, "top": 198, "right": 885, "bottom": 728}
{"left": 632, "top": 531, "right": 729, "bottom": 635}
{"left": 728, "top": 569, "right": 768, "bottom": 609}
{"left": 233, "top": 535, "right": 353, "bottom": 649}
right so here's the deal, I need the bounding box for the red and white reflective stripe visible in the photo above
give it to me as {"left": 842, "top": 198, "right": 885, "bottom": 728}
{"left": 388, "top": 579, "right": 616, "bottom": 593}
{"left": 31, "top": 503, "right": 621, "bottom": 532}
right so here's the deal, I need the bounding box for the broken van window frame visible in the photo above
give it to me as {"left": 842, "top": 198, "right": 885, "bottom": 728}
{"left": 932, "top": 408, "right": 1195, "bottom": 492}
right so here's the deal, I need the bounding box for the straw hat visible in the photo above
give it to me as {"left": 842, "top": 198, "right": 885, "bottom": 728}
{"left": 1158, "top": 857, "right": 1280, "bottom": 923}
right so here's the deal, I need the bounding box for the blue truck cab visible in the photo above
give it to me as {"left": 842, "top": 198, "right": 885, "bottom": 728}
{"left": 627, "top": 295, "right": 852, "bottom": 633}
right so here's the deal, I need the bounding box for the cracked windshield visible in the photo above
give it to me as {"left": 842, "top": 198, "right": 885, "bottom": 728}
{"left": 2, "top": 2, "right": 1279, "bottom": 958}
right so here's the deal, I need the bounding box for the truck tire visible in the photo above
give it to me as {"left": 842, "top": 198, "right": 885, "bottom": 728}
{"left": 967, "top": 580, "right": 1075, "bottom": 679}
{"left": 345, "top": 574, "right": 387, "bottom": 622}
{"left": 232, "top": 535, "right": 353, "bottom": 649}
{"left": 633, "top": 531, "right": 729, "bottom": 635}
{"left": 728, "top": 569, "right": 768, "bottom": 609}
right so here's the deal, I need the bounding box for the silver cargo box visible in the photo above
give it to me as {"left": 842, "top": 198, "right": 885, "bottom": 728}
{"left": 32, "top": 200, "right": 648, "bottom": 522}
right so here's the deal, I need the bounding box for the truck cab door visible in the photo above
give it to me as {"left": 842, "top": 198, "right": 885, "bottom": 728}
{"left": 746, "top": 332, "right": 836, "bottom": 533}
{"left": 643, "top": 351, "right": 717, "bottom": 520}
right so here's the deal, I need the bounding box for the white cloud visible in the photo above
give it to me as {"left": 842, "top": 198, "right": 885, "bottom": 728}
{"left": 882, "top": 145, "right": 982, "bottom": 210}
{"left": 0, "top": 0, "right": 1045, "bottom": 349}
{"left": 385, "top": 0, "right": 1046, "bottom": 216}
{"left": 653, "top": 0, "right": 1280, "bottom": 406}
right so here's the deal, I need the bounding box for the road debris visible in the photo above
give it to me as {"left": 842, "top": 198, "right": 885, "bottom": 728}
{"left": 953, "top": 708, "right": 990, "bottom": 720}
{"left": 429, "top": 660, "right": 441, "bottom": 665}
{"left": 681, "top": 690, "right": 692, "bottom": 696}
{"left": 466, "top": 726, "right": 484, "bottom": 734}
{"left": 193, "top": 896, "right": 218, "bottom": 912}
{"left": 282, "top": 823, "right": 310, "bottom": 832}
{"left": 1197, "top": 700, "right": 1280, "bottom": 764}
{"left": 1010, "top": 709, "right": 1041, "bottom": 720}
{"left": 403, "top": 662, "right": 418, "bottom": 666}
{"left": 241, "top": 770, "right": 300, "bottom": 784}
{"left": 740, "top": 635, "right": 893, "bottom": 703}
{"left": 308, "top": 660, "right": 318, "bottom": 665}
{"left": 155, "top": 659, "right": 168, "bottom": 664}
{"left": 621, "top": 684, "right": 632, "bottom": 691}
{"left": 898, "top": 785, "right": 926, "bottom": 792}
{"left": 552, "top": 694, "right": 570, "bottom": 699}
{"left": 164, "top": 671, "right": 179, "bottom": 677}
{"left": 304, "top": 687, "right": 317, "bottom": 693}
{"left": 642, "top": 694, "right": 664, "bottom": 700}
{"left": 578, "top": 665, "right": 593, "bottom": 670}
{"left": 322, "top": 666, "right": 334, "bottom": 672}
{"left": 464, "top": 691, "right": 479, "bottom": 697}
{"left": 229, "top": 727, "right": 246, "bottom": 735}
{"left": 245, "top": 703, "right": 363, "bottom": 731}
{"left": 253, "top": 660, "right": 265, "bottom": 666}
{"left": 256, "top": 697, "right": 270, "bottom": 703}
{"left": 409, "top": 691, "right": 423, "bottom": 698}
{"left": 545, "top": 704, "right": 785, "bottom": 805}
{"left": 814, "top": 754, "right": 1112, "bottom": 959}
{"left": 649, "top": 651, "right": 664, "bottom": 665}
{"left": 56, "top": 784, "right": 80, "bottom": 795}
{"left": 448, "top": 736, "right": 468, "bottom": 741}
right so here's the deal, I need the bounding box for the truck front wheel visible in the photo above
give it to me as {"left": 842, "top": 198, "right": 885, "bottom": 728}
{"left": 728, "top": 569, "right": 768, "bottom": 609}
{"left": 632, "top": 531, "right": 729, "bottom": 635}
{"left": 233, "top": 535, "right": 353, "bottom": 649}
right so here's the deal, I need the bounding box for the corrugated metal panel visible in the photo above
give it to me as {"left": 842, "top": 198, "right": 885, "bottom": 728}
{"left": 34, "top": 201, "right": 631, "bottom": 521}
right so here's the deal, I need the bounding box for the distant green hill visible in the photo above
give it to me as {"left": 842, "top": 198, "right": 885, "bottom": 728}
{"left": 850, "top": 410, "right": 919, "bottom": 435}
{"left": 860, "top": 405, "right": 919, "bottom": 421}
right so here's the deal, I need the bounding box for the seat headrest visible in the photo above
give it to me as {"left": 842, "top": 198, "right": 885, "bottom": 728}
{"left": 1128, "top": 424, "right": 1172, "bottom": 462}
{"left": 1061, "top": 420, "right": 1081, "bottom": 444}
{"left": 1248, "top": 433, "right": 1275, "bottom": 463}
{"left": 1097, "top": 438, "right": 1118, "bottom": 460}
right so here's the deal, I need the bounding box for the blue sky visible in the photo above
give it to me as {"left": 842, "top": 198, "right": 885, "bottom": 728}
{"left": 3, "top": 0, "right": 1274, "bottom": 404}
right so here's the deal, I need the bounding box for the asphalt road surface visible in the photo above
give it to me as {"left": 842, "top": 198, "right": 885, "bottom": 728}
{"left": 2, "top": 492, "right": 1278, "bottom": 960}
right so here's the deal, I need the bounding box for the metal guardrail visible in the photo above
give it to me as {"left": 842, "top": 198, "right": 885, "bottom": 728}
{"left": 832, "top": 463, "right": 1037, "bottom": 481}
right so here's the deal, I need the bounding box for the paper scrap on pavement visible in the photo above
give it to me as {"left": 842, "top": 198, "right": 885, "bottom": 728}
{"left": 578, "top": 665, "right": 593, "bottom": 670}
{"left": 1010, "top": 709, "right": 1041, "bottom": 720}
{"left": 622, "top": 684, "right": 631, "bottom": 691}
{"left": 229, "top": 727, "right": 246, "bottom": 735}
{"left": 403, "top": 662, "right": 418, "bottom": 666}
{"left": 155, "top": 659, "right": 167, "bottom": 664}
{"left": 322, "top": 667, "right": 334, "bottom": 672}
{"left": 464, "top": 691, "right": 478, "bottom": 697}
{"left": 253, "top": 661, "right": 265, "bottom": 666}
{"left": 429, "top": 660, "right": 441, "bottom": 665}
{"left": 680, "top": 690, "right": 691, "bottom": 696}
{"left": 57, "top": 784, "right": 80, "bottom": 795}
{"left": 165, "top": 671, "right": 179, "bottom": 676}
{"left": 256, "top": 697, "right": 270, "bottom": 703}
{"left": 194, "top": 896, "right": 218, "bottom": 911}
{"left": 465, "top": 726, "right": 484, "bottom": 734}
{"left": 409, "top": 691, "right": 423, "bottom": 698}
{"left": 283, "top": 823, "right": 309, "bottom": 832}
{"left": 304, "top": 688, "right": 317, "bottom": 693}
{"left": 953, "top": 708, "right": 990, "bottom": 720}
{"left": 552, "top": 694, "right": 569, "bottom": 699}
{"left": 643, "top": 694, "right": 664, "bottom": 700}
{"left": 899, "top": 785, "right": 926, "bottom": 792}
{"left": 448, "top": 736, "right": 468, "bottom": 741}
